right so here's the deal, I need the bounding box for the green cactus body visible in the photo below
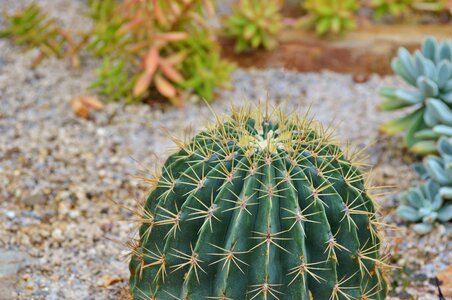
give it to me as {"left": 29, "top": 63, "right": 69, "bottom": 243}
{"left": 129, "top": 106, "right": 388, "bottom": 299}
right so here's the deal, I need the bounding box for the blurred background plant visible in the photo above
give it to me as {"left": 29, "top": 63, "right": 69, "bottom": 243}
{"left": 378, "top": 37, "right": 452, "bottom": 155}
{"left": 411, "top": 0, "right": 452, "bottom": 14}
{"left": 0, "top": 1, "right": 451, "bottom": 106}
{"left": 224, "top": 0, "right": 283, "bottom": 53}
{"left": 0, "top": 3, "right": 87, "bottom": 68}
{"left": 1, "top": 0, "right": 234, "bottom": 105}
{"left": 397, "top": 137, "right": 452, "bottom": 234}
{"left": 176, "top": 29, "right": 235, "bottom": 101}
{"left": 370, "top": 0, "right": 413, "bottom": 20}
{"left": 301, "top": 0, "right": 359, "bottom": 35}
{"left": 87, "top": 0, "right": 233, "bottom": 106}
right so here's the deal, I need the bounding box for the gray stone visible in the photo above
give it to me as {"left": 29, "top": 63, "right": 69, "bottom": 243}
{"left": 0, "top": 249, "right": 32, "bottom": 300}
{"left": 22, "top": 193, "right": 47, "bottom": 206}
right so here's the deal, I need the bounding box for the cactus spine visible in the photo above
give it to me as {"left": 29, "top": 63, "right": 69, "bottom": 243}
{"left": 129, "top": 105, "right": 389, "bottom": 299}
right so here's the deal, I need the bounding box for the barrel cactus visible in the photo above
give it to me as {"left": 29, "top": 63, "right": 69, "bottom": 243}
{"left": 129, "top": 105, "right": 389, "bottom": 299}
{"left": 378, "top": 36, "right": 452, "bottom": 154}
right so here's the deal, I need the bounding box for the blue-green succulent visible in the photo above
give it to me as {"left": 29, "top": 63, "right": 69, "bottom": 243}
{"left": 379, "top": 37, "right": 452, "bottom": 155}
{"left": 421, "top": 98, "right": 452, "bottom": 139}
{"left": 397, "top": 180, "right": 451, "bottom": 234}
{"left": 397, "top": 137, "right": 452, "bottom": 234}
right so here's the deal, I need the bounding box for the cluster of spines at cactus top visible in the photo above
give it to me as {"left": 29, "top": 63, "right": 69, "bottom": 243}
{"left": 128, "top": 104, "right": 389, "bottom": 300}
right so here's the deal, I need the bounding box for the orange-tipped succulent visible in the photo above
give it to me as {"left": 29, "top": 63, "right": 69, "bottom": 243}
{"left": 88, "top": 0, "right": 233, "bottom": 105}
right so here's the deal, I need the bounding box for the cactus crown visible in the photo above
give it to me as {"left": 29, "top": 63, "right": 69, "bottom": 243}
{"left": 129, "top": 104, "right": 389, "bottom": 299}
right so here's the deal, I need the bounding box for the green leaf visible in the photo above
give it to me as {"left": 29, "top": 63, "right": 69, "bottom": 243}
{"left": 330, "top": 17, "right": 341, "bottom": 34}
{"left": 422, "top": 36, "right": 437, "bottom": 61}
{"left": 436, "top": 61, "right": 452, "bottom": 88}
{"left": 316, "top": 17, "right": 331, "bottom": 35}
{"left": 436, "top": 42, "right": 452, "bottom": 63}
{"left": 392, "top": 58, "right": 416, "bottom": 86}
{"left": 379, "top": 109, "right": 420, "bottom": 135}
{"left": 433, "top": 125, "right": 452, "bottom": 137}
{"left": 442, "top": 92, "right": 452, "bottom": 103}
{"left": 404, "top": 108, "right": 427, "bottom": 148}
{"left": 378, "top": 97, "right": 413, "bottom": 111}
{"left": 417, "top": 77, "right": 439, "bottom": 98}
{"left": 425, "top": 156, "right": 451, "bottom": 185}
{"left": 413, "top": 162, "right": 428, "bottom": 178}
{"left": 410, "top": 140, "right": 438, "bottom": 155}
{"left": 440, "top": 188, "right": 452, "bottom": 201}
{"left": 425, "top": 98, "right": 452, "bottom": 125}
{"left": 412, "top": 223, "right": 433, "bottom": 234}
{"left": 397, "top": 205, "right": 421, "bottom": 221}
{"left": 413, "top": 129, "right": 440, "bottom": 140}
{"left": 438, "top": 137, "right": 452, "bottom": 157}
{"left": 398, "top": 47, "right": 418, "bottom": 79}
{"left": 437, "top": 204, "right": 452, "bottom": 222}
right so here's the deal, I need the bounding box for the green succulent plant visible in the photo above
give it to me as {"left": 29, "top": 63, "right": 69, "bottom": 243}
{"left": 87, "top": 0, "right": 232, "bottom": 105}
{"left": 0, "top": 3, "right": 86, "bottom": 67}
{"left": 90, "top": 58, "right": 137, "bottom": 103}
{"left": 177, "top": 29, "right": 235, "bottom": 101}
{"left": 370, "top": 0, "right": 413, "bottom": 20}
{"left": 224, "top": 0, "right": 283, "bottom": 53}
{"left": 415, "top": 137, "right": 452, "bottom": 197}
{"left": 87, "top": 0, "right": 126, "bottom": 57}
{"left": 397, "top": 180, "right": 451, "bottom": 234}
{"left": 411, "top": 0, "right": 450, "bottom": 13}
{"left": 420, "top": 98, "right": 452, "bottom": 139}
{"left": 379, "top": 37, "right": 452, "bottom": 155}
{"left": 398, "top": 137, "right": 452, "bottom": 234}
{"left": 303, "top": 0, "right": 359, "bottom": 35}
{"left": 128, "top": 104, "right": 389, "bottom": 299}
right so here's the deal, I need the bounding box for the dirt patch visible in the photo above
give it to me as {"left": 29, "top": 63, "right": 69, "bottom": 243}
{"left": 220, "top": 25, "right": 452, "bottom": 75}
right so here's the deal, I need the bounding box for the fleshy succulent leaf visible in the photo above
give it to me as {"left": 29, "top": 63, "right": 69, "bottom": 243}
{"left": 404, "top": 108, "right": 427, "bottom": 148}
{"left": 412, "top": 222, "right": 433, "bottom": 234}
{"left": 422, "top": 36, "right": 437, "bottom": 61}
{"left": 417, "top": 77, "right": 439, "bottom": 98}
{"left": 397, "top": 204, "right": 421, "bottom": 221}
{"left": 437, "top": 204, "right": 452, "bottom": 222}
{"left": 410, "top": 140, "right": 438, "bottom": 155}
{"left": 392, "top": 57, "right": 416, "bottom": 85}
{"left": 379, "top": 109, "right": 421, "bottom": 135}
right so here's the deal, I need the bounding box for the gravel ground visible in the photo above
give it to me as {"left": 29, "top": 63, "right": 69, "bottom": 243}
{"left": 0, "top": 1, "right": 451, "bottom": 299}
